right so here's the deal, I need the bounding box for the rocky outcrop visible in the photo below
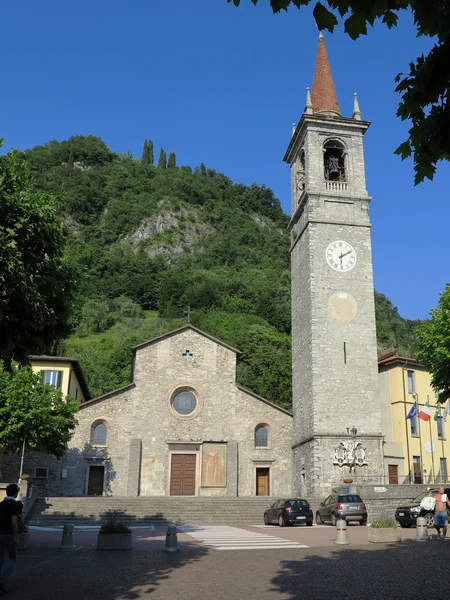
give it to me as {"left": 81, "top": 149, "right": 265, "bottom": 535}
{"left": 126, "top": 209, "right": 213, "bottom": 263}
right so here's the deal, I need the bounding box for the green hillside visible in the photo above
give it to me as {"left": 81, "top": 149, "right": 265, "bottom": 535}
{"left": 23, "top": 135, "right": 420, "bottom": 407}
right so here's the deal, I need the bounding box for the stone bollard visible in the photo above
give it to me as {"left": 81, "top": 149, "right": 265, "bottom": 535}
{"left": 415, "top": 517, "right": 429, "bottom": 542}
{"left": 164, "top": 524, "right": 180, "bottom": 553}
{"left": 335, "top": 519, "right": 350, "bottom": 546}
{"left": 60, "top": 524, "right": 76, "bottom": 551}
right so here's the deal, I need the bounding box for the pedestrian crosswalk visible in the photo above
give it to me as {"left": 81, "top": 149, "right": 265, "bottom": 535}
{"left": 180, "top": 525, "right": 309, "bottom": 551}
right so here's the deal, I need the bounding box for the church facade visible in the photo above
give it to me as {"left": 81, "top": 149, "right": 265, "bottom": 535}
{"left": 12, "top": 326, "right": 293, "bottom": 497}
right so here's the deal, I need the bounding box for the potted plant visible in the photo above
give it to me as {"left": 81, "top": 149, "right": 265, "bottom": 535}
{"left": 368, "top": 517, "right": 401, "bottom": 543}
{"left": 343, "top": 478, "right": 353, "bottom": 484}
{"left": 97, "top": 521, "right": 132, "bottom": 550}
{"left": 18, "top": 519, "right": 30, "bottom": 550}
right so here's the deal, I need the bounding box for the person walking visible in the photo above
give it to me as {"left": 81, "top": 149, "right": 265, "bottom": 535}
{"left": 434, "top": 486, "right": 450, "bottom": 541}
{"left": 0, "top": 483, "right": 20, "bottom": 593}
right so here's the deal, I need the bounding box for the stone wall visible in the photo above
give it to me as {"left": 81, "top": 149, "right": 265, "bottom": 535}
{"left": 352, "top": 483, "right": 433, "bottom": 520}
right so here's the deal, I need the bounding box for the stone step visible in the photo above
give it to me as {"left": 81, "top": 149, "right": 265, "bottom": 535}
{"left": 28, "top": 496, "right": 325, "bottom": 526}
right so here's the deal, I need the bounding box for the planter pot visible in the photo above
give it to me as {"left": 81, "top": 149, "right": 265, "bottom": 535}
{"left": 368, "top": 527, "right": 401, "bottom": 544}
{"left": 343, "top": 479, "right": 353, "bottom": 484}
{"left": 97, "top": 533, "right": 132, "bottom": 550}
{"left": 18, "top": 532, "right": 30, "bottom": 550}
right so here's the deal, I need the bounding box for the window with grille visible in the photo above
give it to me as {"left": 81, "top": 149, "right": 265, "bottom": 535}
{"left": 255, "top": 425, "right": 268, "bottom": 448}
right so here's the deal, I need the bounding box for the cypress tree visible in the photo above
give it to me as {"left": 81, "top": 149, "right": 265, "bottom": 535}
{"left": 141, "top": 140, "right": 148, "bottom": 163}
{"left": 167, "top": 151, "right": 177, "bottom": 169}
{"left": 148, "top": 140, "right": 154, "bottom": 165}
{"left": 158, "top": 148, "right": 167, "bottom": 169}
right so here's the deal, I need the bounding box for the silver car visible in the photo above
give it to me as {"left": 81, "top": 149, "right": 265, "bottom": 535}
{"left": 315, "top": 493, "right": 367, "bottom": 526}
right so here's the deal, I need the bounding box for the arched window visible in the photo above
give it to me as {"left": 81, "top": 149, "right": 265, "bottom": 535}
{"left": 323, "top": 139, "right": 346, "bottom": 182}
{"left": 295, "top": 149, "right": 306, "bottom": 196}
{"left": 91, "top": 422, "right": 107, "bottom": 446}
{"left": 255, "top": 425, "right": 268, "bottom": 448}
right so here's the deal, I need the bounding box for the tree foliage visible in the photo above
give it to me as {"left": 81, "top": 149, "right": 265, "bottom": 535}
{"left": 0, "top": 143, "right": 76, "bottom": 369}
{"left": 158, "top": 147, "right": 167, "bottom": 169}
{"left": 0, "top": 364, "right": 78, "bottom": 457}
{"left": 228, "top": 0, "right": 450, "bottom": 184}
{"left": 416, "top": 284, "right": 450, "bottom": 403}
{"left": 375, "top": 292, "right": 419, "bottom": 355}
{"left": 142, "top": 139, "right": 154, "bottom": 165}
{"left": 168, "top": 151, "right": 177, "bottom": 169}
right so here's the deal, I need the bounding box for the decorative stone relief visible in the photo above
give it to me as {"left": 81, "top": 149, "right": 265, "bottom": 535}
{"left": 333, "top": 440, "right": 368, "bottom": 472}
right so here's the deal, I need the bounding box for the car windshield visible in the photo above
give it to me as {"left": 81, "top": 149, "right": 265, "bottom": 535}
{"left": 285, "top": 499, "right": 309, "bottom": 508}
{"left": 338, "top": 495, "right": 362, "bottom": 503}
{"left": 413, "top": 490, "right": 436, "bottom": 503}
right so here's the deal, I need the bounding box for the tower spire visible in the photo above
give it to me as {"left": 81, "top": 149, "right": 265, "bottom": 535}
{"left": 311, "top": 32, "right": 340, "bottom": 116}
{"left": 352, "top": 92, "right": 362, "bottom": 120}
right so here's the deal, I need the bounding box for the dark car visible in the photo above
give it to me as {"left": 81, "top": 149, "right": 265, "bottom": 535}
{"left": 395, "top": 487, "right": 450, "bottom": 528}
{"left": 264, "top": 498, "right": 313, "bottom": 527}
{"left": 315, "top": 493, "right": 367, "bottom": 526}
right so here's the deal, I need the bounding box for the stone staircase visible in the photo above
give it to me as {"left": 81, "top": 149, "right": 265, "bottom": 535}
{"left": 28, "top": 496, "right": 324, "bottom": 527}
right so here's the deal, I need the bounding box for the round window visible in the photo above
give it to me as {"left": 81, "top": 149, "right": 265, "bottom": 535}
{"left": 172, "top": 390, "right": 197, "bottom": 415}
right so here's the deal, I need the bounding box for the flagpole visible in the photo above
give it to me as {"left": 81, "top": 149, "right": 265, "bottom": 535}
{"left": 414, "top": 393, "right": 424, "bottom": 484}
{"left": 429, "top": 395, "right": 436, "bottom": 484}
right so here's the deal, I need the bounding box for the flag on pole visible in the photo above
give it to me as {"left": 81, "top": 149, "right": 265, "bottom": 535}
{"left": 434, "top": 404, "right": 440, "bottom": 421}
{"left": 443, "top": 402, "right": 450, "bottom": 423}
{"left": 419, "top": 400, "right": 432, "bottom": 422}
{"left": 406, "top": 402, "right": 418, "bottom": 420}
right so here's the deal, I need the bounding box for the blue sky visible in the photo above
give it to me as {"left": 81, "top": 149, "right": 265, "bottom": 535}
{"left": 3, "top": 0, "right": 448, "bottom": 320}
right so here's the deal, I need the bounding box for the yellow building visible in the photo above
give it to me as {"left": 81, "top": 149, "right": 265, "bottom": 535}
{"left": 379, "top": 352, "right": 448, "bottom": 486}
{"left": 29, "top": 355, "right": 90, "bottom": 404}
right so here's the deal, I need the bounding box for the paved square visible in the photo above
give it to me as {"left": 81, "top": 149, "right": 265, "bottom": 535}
{"left": 4, "top": 538, "right": 450, "bottom": 599}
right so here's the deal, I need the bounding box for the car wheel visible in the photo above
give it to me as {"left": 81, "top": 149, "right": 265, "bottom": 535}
{"left": 331, "top": 513, "right": 337, "bottom": 527}
{"left": 360, "top": 521, "right": 367, "bottom": 526}
{"left": 264, "top": 513, "right": 269, "bottom": 525}
{"left": 400, "top": 523, "right": 411, "bottom": 528}
{"left": 315, "top": 512, "right": 323, "bottom": 525}
{"left": 424, "top": 513, "right": 435, "bottom": 528}
{"left": 307, "top": 521, "right": 313, "bottom": 526}
{"left": 278, "top": 515, "right": 285, "bottom": 527}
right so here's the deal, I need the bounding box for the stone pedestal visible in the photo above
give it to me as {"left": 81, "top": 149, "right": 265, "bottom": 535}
{"left": 293, "top": 435, "right": 384, "bottom": 498}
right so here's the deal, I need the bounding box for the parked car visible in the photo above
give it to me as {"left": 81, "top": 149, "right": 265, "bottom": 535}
{"left": 264, "top": 499, "right": 313, "bottom": 527}
{"left": 395, "top": 487, "right": 450, "bottom": 528}
{"left": 315, "top": 493, "right": 367, "bottom": 526}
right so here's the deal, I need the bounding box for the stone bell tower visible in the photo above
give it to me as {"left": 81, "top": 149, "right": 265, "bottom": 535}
{"left": 284, "top": 33, "right": 384, "bottom": 497}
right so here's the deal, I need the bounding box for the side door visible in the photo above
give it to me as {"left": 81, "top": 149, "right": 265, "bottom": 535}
{"left": 319, "top": 496, "right": 331, "bottom": 519}
{"left": 325, "top": 495, "right": 336, "bottom": 520}
{"left": 270, "top": 500, "right": 282, "bottom": 523}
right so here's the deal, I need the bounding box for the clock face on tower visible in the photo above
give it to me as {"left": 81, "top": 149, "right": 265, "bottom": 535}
{"left": 326, "top": 241, "right": 357, "bottom": 272}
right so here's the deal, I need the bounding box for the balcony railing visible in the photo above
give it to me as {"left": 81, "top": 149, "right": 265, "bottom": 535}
{"left": 325, "top": 181, "right": 348, "bottom": 193}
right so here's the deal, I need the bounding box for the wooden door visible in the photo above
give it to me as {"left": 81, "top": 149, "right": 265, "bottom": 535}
{"left": 388, "top": 465, "right": 399, "bottom": 485}
{"left": 170, "top": 454, "right": 196, "bottom": 496}
{"left": 87, "top": 466, "right": 104, "bottom": 496}
{"left": 256, "top": 468, "right": 270, "bottom": 496}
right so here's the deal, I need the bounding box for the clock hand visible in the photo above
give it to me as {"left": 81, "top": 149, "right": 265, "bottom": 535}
{"left": 340, "top": 250, "right": 352, "bottom": 259}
